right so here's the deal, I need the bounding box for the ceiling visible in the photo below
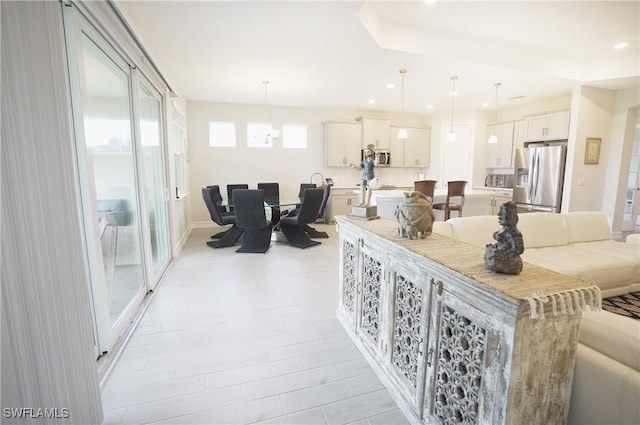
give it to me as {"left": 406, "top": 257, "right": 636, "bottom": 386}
{"left": 116, "top": 0, "right": 640, "bottom": 115}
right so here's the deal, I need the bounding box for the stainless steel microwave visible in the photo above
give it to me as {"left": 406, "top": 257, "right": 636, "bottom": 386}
{"left": 362, "top": 149, "right": 391, "bottom": 167}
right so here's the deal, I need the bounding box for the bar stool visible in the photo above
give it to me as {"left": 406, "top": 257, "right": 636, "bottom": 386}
{"left": 414, "top": 180, "right": 437, "bottom": 203}
{"left": 432, "top": 180, "right": 467, "bottom": 220}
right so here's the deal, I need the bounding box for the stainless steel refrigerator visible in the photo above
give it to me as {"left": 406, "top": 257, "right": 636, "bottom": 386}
{"left": 513, "top": 144, "right": 567, "bottom": 212}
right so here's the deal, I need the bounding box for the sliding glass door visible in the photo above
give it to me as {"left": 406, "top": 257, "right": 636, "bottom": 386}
{"left": 64, "top": 7, "right": 171, "bottom": 353}
{"left": 137, "top": 79, "right": 171, "bottom": 282}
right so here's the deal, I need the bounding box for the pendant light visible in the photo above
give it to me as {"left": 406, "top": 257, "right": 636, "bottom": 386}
{"left": 262, "top": 80, "right": 279, "bottom": 144}
{"left": 488, "top": 82, "right": 501, "bottom": 144}
{"left": 398, "top": 69, "right": 408, "bottom": 139}
{"left": 446, "top": 76, "right": 458, "bottom": 142}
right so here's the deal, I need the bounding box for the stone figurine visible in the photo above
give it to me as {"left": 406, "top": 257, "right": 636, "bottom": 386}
{"left": 395, "top": 191, "right": 435, "bottom": 239}
{"left": 350, "top": 144, "right": 379, "bottom": 207}
{"left": 484, "top": 201, "right": 525, "bottom": 274}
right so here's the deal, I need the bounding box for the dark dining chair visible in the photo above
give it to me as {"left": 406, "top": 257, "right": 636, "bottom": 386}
{"left": 304, "top": 184, "right": 331, "bottom": 238}
{"left": 202, "top": 187, "right": 243, "bottom": 248}
{"left": 279, "top": 187, "right": 324, "bottom": 248}
{"left": 206, "top": 185, "right": 232, "bottom": 238}
{"left": 432, "top": 180, "right": 467, "bottom": 221}
{"left": 232, "top": 189, "right": 273, "bottom": 253}
{"left": 414, "top": 180, "right": 437, "bottom": 203}
{"left": 298, "top": 183, "right": 316, "bottom": 199}
{"left": 258, "top": 182, "right": 281, "bottom": 224}
{"left": 226, "top": 184, "right": 249, "bottom": 210}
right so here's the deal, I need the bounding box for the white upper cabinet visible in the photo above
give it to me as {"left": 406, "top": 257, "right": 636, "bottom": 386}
{"left": 525, "top": 110, "right": 570, "bottom": 141}
{"left": 361, "top": 118, "right": 391, "bottom": 149}
{"left": 325, "top": 122, "right": 362, "bottom": 167}
{"left": 485, "top": 122, "right": 515, "bottom": 168}
{"left": 390, "top": 126, "right": 430, "bottom": 168}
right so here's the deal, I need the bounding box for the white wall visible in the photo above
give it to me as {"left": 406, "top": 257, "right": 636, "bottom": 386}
{"left": 564, "top": 86, "right": 617, "bottom": 212}
{"left": 187, "top": 101, "right": 434, "bottom": 224}
{"left": 185, "top": 89, "right": 638, "bottom": 229}
{"left": 605, "top": 86, "right": 640, "bottom": 231}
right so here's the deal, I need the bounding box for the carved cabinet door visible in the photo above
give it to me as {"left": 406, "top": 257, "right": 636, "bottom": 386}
{"left": 385, "top": 261, "right": 433, "bottom": 413}
{"left": 423, "top": 281, "right": 509, "bottom": 425}
{"left": 338, "top": 233, "right": 359, "bottom": 329}
{"left": 355, "top": 240, "right": 387, "bottom": 358}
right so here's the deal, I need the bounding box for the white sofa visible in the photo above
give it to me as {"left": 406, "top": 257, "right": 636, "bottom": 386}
{"left": 433, "top": 211, "right": 640, "bottom": 424}
{"left": 432, "top": 211, "right": 640, "bottom": 298}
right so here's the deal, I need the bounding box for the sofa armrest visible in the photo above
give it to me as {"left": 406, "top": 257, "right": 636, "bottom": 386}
{"left": 568, "top": 344, "right": 640, "bottom": 425}
{"left": 432, "top": 221, "right": 453, "bottom": 239}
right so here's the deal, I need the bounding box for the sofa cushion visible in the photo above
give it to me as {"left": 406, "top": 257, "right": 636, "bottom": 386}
{"left": 564, "top": 211, "right": 611, "bottom": 243}
{"left": 522, "top": 244, "right": 637, "bottom": 296}
{"left": 579, "top": 310, "right": 640, "bottom": 371}
{"left": 447, "top": 215, "right": 500, "bottom": 248}
{"left": 517, "top": 212, "right": 568, "bottom": 248}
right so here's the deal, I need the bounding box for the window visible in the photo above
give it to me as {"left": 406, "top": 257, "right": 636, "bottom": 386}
{"left": 247, "top": 122, "right": 274, "bottom": 148}
{"left": 283, "top": 124, "right": 307, "bottom": 149}
{"left": 209, "top": 121, "right": 236, "bottom": 147}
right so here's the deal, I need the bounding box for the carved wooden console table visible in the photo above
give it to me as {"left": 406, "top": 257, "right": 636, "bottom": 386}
{"left": 336, "top": 216, "right": 601, "bottom": 425}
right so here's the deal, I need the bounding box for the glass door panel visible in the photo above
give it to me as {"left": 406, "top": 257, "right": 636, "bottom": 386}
{"left": 622, "top": 113, "right": 640, "bottom": 231}
{"left": 138, "top": 81, "right": 171, "bottom": 281}
{"left": 81, "top": 33, "right": 146, "bottom": 328}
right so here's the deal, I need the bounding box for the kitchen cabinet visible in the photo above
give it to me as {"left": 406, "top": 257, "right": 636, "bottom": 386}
{"left": 485, "top": 122, "right": 515, "bottom": 168}
{"left": 325, "top": 187, "right": 359, "bottom": 223}
{"left": 361, "top": 118, "right": 391, "bottom": 149}
{"left": 324, "top": 122, "right": 362, "bottom": 167}
{"left": 336, "top": 216, "right": 593, "bottom": 425}
{"left": 390, "top": 126, "right": 431, "bottom": 168}
{"left": 525, "top": 110, "right": 570, "bottom": 141}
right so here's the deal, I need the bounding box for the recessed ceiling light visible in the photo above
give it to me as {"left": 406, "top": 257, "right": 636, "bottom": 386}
{"left": 614, "top": 42, "right": 629, "bottom": 50}
{"left": 481, "top": 102, "right": 490, "bottom": 108}
{"left": 426, "top": 104, "right": 433, "bottom": 109}
{"left": 368, "top": 99, "right": 375, "bottom": 104}
{"left": 386, "top": 83, "right": 395, "bottom": 89}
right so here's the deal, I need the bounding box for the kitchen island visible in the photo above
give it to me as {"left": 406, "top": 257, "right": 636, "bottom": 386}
{"left": 372, "top": 189, "right": 497, "bottom": 220}
{"left": 336, "top": 216, "right": 600, "bottom": 425}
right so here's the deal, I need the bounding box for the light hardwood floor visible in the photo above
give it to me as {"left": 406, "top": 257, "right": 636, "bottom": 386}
{"left": 101, "top": 225, "right": 408, "bottom": 425}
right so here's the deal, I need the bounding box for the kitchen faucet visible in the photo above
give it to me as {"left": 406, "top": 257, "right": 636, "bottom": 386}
{"left": 310, "top": 172, "right": 324, "bottom": 186}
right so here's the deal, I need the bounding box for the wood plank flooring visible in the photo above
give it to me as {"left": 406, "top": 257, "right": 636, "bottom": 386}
{"left": 101, "top": 225, "right": 407, "bottom": 425}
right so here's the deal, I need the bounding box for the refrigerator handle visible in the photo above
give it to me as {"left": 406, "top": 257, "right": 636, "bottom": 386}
{"left": 530, "top": 149, "right": 539, "bottom": 201}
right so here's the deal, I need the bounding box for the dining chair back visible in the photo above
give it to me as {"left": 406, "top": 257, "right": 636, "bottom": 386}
{"left": 206, "top": 185, "right": 230, "bottom": 214}
{"left": 279, "top": 187, "right": 324, "bottom": 248}
{"left": 316, "top": 184, "right": 331, "bottom": 222}
{"left": 298, "top": 183, "right": 316, "bottom": 199}
{"left": 202, "top": 187, "right": 243, "bottom": 248}
{"left": 432, "top": 180, "right": 467, "bottom": 221}
{"left": 226, "top": 184, "right": 249, "bottom": 210}
{"left": 414, "top": 180, "right": 437, "bottom": 203}
{"left": 232, "top": 189, "right": 273, "bottom": 253}
{"left": 258, "top": 182, "right": 281, "bottom": 224}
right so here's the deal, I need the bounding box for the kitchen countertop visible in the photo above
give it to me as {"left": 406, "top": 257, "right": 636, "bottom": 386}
{"left": 372, "top": 189, "right": 498, "bottom": 198}
{"left": 473, "top": 186, "right": 513, "bottom": 193}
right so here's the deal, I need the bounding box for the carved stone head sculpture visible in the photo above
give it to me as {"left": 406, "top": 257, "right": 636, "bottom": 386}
{"left": 395, "top": 191, "right": 435, "bottom": 240}
{"left": 484, "top": 201, "right": 525, "bottom": 274}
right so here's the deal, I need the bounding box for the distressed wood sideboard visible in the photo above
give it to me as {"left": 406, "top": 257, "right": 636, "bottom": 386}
{"left": 335, "top": 216, "right": 601, "bottom": 425}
